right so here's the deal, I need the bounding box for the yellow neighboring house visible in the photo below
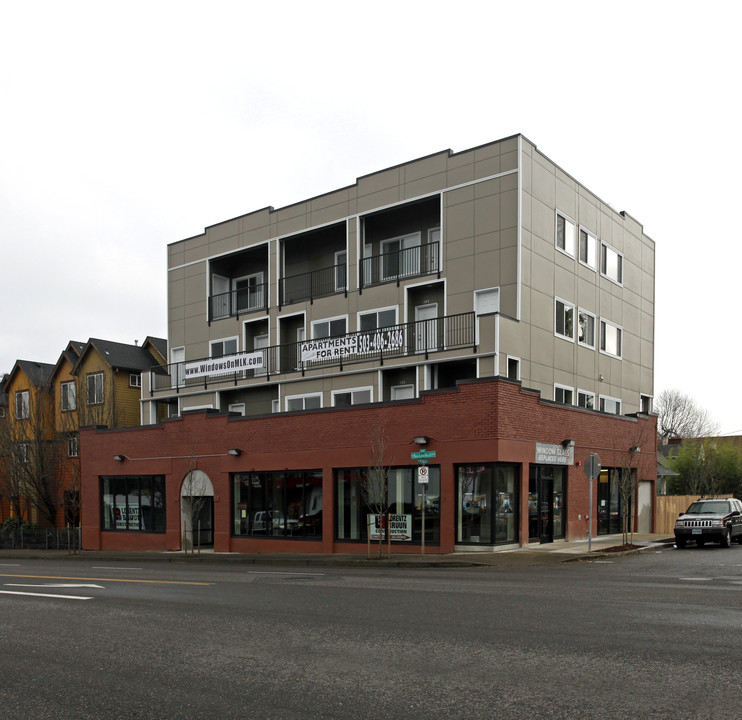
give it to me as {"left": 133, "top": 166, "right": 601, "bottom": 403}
{"left": 0, "top": 359, "right": 56, "bottom": 526}
{"left": 50, "top": 341, "right": 86, "bottom": 527}
{"left": 72, "top": 337, "right": 167, "bottom": 429}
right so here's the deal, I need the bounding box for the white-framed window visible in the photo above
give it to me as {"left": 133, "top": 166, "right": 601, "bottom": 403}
{"left": 578, "top": 309, "right": 596, "bottom": 348}
{"left": 228, "top": 403, "right": 246, "bottom": 416}
{"left": 390, "top": 384, "right": 415, "bottom": 400}
{"left": 359, "top": 307, "right": 397, "bottom": 332}
{"left": 578, "top": 390, "right": 595, "bottom": 410}
{"left": 600, "top": 243, "right": 623, "bottom": 284}
{"left": 61, "top": 381, "right": 77, "bottom": 411}
{"left": 475, "top": 287, "right": 500, "bottom": 316}
{"left": 210, "top": 336, "right": 238, "bottom": 358}
{"left": 87, "top": 373, "right": 104, "bottom": 405}
{"left": 67, "top": 434, "right": 79, "bottom": 458}
{"left": 600, "top": 320, "right": 622, "bottom": 358}
{"left": 507, "top": 356, "right": 520, "bottom": 381}
{"left": 129, "top": 373, "right": 141, "bottom": 388}
{"left": 234, "top": 272, "right": 265, "bottom": 312}
{"left": 271, "top": 399, "right": 280, "bottom": 414}
{"left": 18, "top": 442, "right": 29, "bottom": 463}
{"left": 0, "top": 407, "right": 5, "bottom": 418}
{"left": 312, "top": 316, "right": 347, "bottom": 339}
{"left": 556, "top": 212, "right": 576, "bottom": 257}
{"left": 599, "top": 395, "right": 622, "bottom": 415}
{"left": 640, "top": 394, "right": 652, "bottom": 414}
{"left": 16, "top": 390, "right": 29, "bottom": 420}
{"left": 285, "top": 393, "right": 322, "bottom": 412}
{"left": 579, "top": 228, "right": 597, "bottom": 269}
{"left": 554, "top": 384, "right": 574, "bottom": 405}
{"left": 555, "top": 298, "right": 575, "bottom": 340}
{"left": 171, "top": 347, "right": 185, "bottom": 389}
{"left": 332, "top": 387, "right": 373, "bottom": 407}
{"left": 335, "top": 250, "right": 347, "bottom": 292}
{"left": 381, "top": 232, "right": 421, "bottom": 280}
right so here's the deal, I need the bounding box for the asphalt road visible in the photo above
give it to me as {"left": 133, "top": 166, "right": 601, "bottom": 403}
{"left": 1, "top": 544, "right": 741, "bottom": 719}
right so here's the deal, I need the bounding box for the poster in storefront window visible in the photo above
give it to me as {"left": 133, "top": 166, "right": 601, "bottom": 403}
{"left": 368, "top": 513, "right": 412, "bottom": 541}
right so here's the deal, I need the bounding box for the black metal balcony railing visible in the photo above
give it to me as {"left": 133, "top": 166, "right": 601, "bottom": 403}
{"left": 361, "top": 241, "right": 439, "bottom": 289}
{"left": 279, "top": 263, "right": 346, "bottom": 308}
{"left": 209, "top": 283, "right": 268, "bottom": 322}
{"left": 151, "top": 311, "right": 475, "bottom": 393}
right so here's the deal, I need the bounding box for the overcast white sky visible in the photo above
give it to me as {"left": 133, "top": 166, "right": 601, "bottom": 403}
{"left": 1, "top": 1, "right": 739, "bottom": 432}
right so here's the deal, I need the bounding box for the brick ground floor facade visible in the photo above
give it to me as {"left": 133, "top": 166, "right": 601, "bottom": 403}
{"left": 80, "top": 378, "right": 657, "bottom": 554}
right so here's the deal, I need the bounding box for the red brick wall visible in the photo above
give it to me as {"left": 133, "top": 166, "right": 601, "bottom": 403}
{"left": 80, "top": 378, "right": 656, "bottom": 553}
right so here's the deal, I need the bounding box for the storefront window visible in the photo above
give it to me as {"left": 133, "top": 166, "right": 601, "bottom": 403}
{"left": 598, "top": 468, "right": 629, "bottom": 535}
{"left": 335, "top": 467, "right": 440, "bottom": 545}
{"left": 101, "top": 476, "right": 166, "bottom": 532}
{"left": 456, "top": 464, "right": 518, "bottom": 545}
{"left": 232, "top": 470, "right": 322, "bottom": 538}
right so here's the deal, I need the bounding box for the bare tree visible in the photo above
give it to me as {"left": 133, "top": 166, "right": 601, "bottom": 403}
{"left": 617, "top": 423, "right": 653, "bottom": 546}
{"left": 181, "top": 467, "right": 211, "bottom": 555}
{"left": 360, "top": 424, "right": 393, "bottom": 558}
{"left": 655, "top": 389, "right": 718, "bottom": 442}
{"left": 0, "top": 385, "right": 60, "bottom": 527}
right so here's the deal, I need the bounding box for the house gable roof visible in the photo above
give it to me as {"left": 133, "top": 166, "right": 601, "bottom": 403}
{"left": 73, "top": 337, "right": 167, "bottom": 375}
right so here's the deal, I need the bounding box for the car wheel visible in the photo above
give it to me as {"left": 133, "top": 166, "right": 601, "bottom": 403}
{"left": 721, "top": 528, "right": 732, "bottom": 548}
{"left": 676, "top": 538, "right": 686, "bottom": 549}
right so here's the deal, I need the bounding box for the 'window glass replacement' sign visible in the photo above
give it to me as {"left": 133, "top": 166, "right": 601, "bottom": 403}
{"left": 301, "top": 330, "right": 404, "bottom": 362}
{"left": 535, "top": 442, "right": 574, "bottom": 465}
{"left": 184, "top": 352, "right": 264, "bottom": 379}
{"left": 368, "top": 513, "right": 412, "bottom": 541}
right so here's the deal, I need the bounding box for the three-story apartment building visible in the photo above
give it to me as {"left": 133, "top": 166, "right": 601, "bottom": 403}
{"left": 81, "top": 135, "right": 656, "bottom": 554}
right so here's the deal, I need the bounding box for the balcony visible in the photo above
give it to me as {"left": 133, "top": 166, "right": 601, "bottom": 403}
{"left": 209, "top": 282, "right": 268, "bottom": 322}
{"left": 279, "top": 262, "right": 347, "bottom": 308}
{"left": 361, "top": 240, "right": 439, "bottom": 289}
{"left": 150, "top": 311, "right": 476, "bottom": 394}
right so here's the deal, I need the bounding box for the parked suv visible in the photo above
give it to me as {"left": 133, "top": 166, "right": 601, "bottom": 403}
{"left": 674, "top": 497, "right": 742, "bottom": 548}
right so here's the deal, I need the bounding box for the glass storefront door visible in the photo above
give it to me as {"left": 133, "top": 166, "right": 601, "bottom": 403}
{"left": 529, "top": 466, "right": 566, "bottom": 544}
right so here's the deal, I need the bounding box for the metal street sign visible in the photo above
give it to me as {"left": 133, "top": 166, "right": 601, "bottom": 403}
{"left": 411, "top": 449, "right": 437, "bottom": 460}
{"left": 584, "top": 452, "right": 602, "bottom": 481}
{"left": 417, "top": 465, "right": 430, "bottom": 484}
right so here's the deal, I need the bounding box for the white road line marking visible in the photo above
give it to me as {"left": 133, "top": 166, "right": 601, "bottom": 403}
{"left": 0, "top": 590, "right": 92, "bottom": 600}
{"left": 6, "top": 583, "right": 104, "bottom": 589}
{"left": 248, "top": 571, "right": 325, "bottom": 576}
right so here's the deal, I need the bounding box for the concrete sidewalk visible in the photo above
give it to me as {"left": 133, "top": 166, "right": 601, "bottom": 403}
{"left": 0, "top": 534, "right": 676, "bottom": 568}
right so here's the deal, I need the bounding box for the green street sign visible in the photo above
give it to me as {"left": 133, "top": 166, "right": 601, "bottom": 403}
{"left": 411, "top": 449, "right": 436, "bottom": 460}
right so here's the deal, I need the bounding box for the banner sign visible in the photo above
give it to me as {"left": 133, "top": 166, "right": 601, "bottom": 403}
{"left": 301, "top": 329, "right": 405, "bottom": 363}
{"left": 368, "top": 513, "right": 412, "bottom": 541}
{"left": 184, "top": 352, "right": 264, "bottom": 379}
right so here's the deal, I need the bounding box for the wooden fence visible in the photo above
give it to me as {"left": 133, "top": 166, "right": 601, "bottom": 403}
{"left": 655, "top": 494, "right": 733, "bottom": 534}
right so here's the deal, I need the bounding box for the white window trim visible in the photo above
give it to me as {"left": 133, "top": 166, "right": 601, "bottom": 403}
{"left": 390, "top": 383, "right": 415, "bottom": 400}
{"left": 129, "top": 373, "right": 142, "bottom": 388}
{"left": 555, "top": 211, "right": 576, "bottom": 258}
{"left": 506, "top": 355, "right": 521, "bottom": 381}
{"left": 380, "top": 231, "right": 422, "bottom": 280}
{"left": 554, "top": 383, "right": 574, "bottom": 405}
{"left": 210, "top": 335, "right": 240, "bottom": 357}
{"left": 334, "top": 250, "right": 347, "bottom": 292}
{"left": 311, "top": 314, "right": 348, "bottom": 339}
{"left": 577, "top": 307, "right": 596, "bottom": 349}
{"left": 554, "top": 297, "right": 575, "bottom": 341}
{"left": 61, "top": 381, "right": 76, "bottom": 412}
{"left": 16, "top": 390, "right": 30, "bottom": 419}
{"left": 357, "top": 306, "right": 398, "bottom": 330}
{"left": 577, "top": 389, "right": 596, "bottom": 410}
{"left": 599, "top": 394, "right": 622, "bottom": 415}
{"left": 578, "top": 226, "right": 598, "bottom": 270}
{"left": 599, "top": 319, "right": 623, "bottom": 359}
{"left": 331, "top": 386, "right": 374, "bottom": 407}
{"left": 228, "top": 403, "right": 246, "bottom": 416}
{"left": 285, "top": 392, "right": 323, "bottom": 412}
{"left": 87, "top": 372, "right": 104, "bottom": 406}
{"left": 600, "top": 241, "right": 624, "bottom": 286}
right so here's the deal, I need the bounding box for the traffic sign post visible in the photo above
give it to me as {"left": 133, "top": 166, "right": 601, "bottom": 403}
{"left": 584, "top": 453, "right": 601, "bottom": 552}
{"left": 412, "top": 450, "right": 436, "bottom": 555}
